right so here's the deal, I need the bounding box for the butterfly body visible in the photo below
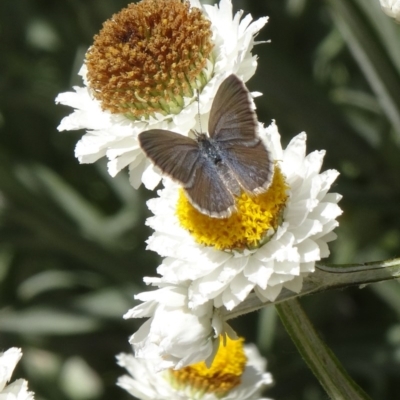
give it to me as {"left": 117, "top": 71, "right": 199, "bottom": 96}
{"left": 197, "top": 134, "right": 222, "bottom": 165}
{"left": 139, "top": 74, "right": 274, "bottom": 218}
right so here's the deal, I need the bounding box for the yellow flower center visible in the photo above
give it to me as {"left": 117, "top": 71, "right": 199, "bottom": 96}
{"left": 168, "top": 337, "right": 247, "bottom": 397}
{"left": 86, "top": 0, "right": 214, "bottom": 120}
{"left": 176, "top": 165, "right": 288, "bottom": 251}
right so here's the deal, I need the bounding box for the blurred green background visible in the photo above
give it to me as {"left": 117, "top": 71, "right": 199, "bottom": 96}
{"left": 1, "top": 0, "right": 400, "bottom": 399}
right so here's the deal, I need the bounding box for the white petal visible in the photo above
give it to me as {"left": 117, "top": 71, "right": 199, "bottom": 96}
{"left": 0, "top": 349, "right": 22, "bottom": 391}
{"left": 380, "top": 0, "right": 400, "bottom": 21}
{"left": 56, "top": 88, "right": 112, "bottom": 131}
{"left": 282, "top": 132, "right": 307, "bottom": 177}
{"left": 230, "top": 274, "right": 255, "bottom": 302}
{"left": 0, "top": 350, "right": 34, "bottom": 400}
{"left": 189, "top": 257, "right": 248, "bottom": 306}
{"left": 244, "top": 259, "right": 273, "bottom": 290}
{"left": 297, "top": 238, "right": 321, "bottom": 263}
{"left": 1, "top": 379, "right": 34, "bottom": 400}
{"left": 316, "top": 239, "right": 330, "bottom": 258}
{"left": 141, "top": 163, "right": 163, "bottom": 190}
{"left": 316, "top": 170, "right": 340, "bottom": 201}
{"left": 263, "top": 120, "right": 283, "bottom": 160}
{"left": 291, "top": 219, "right": 323, "bottom": 244}
{"left": 309, "top": 202, "right": 343, "bottom": 224}
{"left": 129, "top": 158, "right": 148, "bottom": 189}
{"left": 108, "top": 150, "right": 140, "bottom": 177}
{"left": 271, "top": 261, "right": 300, "bottom": 276}
{"left": 283, "top": 276, "right": 303, "bottom": 293}
{"left": 304, "top": 150, "right": 325, "bottom": 179}
{"left": 300, "top": 262, "right": 315, "bottom": 274}
{"left": 255, "top": 284, "right": 283, "bottom": 302}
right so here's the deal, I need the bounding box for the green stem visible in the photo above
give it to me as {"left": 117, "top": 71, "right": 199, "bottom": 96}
{"left": 275, "top": 299, "right": 372, "bottom": 400}
{"left": 223, "top": 257, "right": 400, "bottom": 320}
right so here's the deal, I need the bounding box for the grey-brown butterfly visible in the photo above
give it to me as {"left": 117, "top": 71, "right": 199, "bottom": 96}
{"left": 138, "top": 74, "right": 274, "bottom": 218}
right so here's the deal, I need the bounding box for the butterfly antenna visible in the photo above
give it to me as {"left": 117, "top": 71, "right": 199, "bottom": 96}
{"left": 196, "top": 89, "right": 203, "bottom": 134}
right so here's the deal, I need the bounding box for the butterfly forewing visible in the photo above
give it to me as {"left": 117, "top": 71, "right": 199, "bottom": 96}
{"left": 139, "top": 129, "right": 201, "bottom": 186}
{"left": 208, "top": 74, "right": 258, "bottom": 144}
{"left": 184, "top": 158, "right": 236, "bottom": 218}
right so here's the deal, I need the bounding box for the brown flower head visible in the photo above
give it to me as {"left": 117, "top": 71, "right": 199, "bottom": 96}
{"left": 85, "top": 0, "right": 214, "bottom": 120}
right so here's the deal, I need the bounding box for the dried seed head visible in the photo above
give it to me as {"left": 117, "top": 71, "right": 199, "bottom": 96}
{"left": 86, "top": 0, "right": 214, "bottom": 120}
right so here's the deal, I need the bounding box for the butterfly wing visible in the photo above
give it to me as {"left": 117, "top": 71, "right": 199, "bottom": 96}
{"left": 208, "top": 74, "right": 258, "bottom": 144}
{"left": 218, "top": 139, "right": 274, "bottom": 195}
{"left": 139, "top": 129, "right": 201, "bottom": 186}
{"left": 208, "top": 74, "right": 274, "bottom": 194}
{"left": 184, "top": 157, "right": 236, "bottom": 218}
{"left": 139, "top": 129, "right": 235, "bottom": 218}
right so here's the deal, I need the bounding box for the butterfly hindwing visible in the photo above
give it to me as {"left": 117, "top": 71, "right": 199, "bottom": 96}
{"left": 219, "top": 139, "right": 274, "bottom": 194}
{"left": 184, "top": 157, "right": 235, "bottom": 218}
{"left": 138, "top": 129, "right": 201, "bottom": 186}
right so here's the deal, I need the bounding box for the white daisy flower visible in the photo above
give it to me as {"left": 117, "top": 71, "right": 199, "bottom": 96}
{"left": 124, "top": 281, "right": 237, "bottom": 370}
{"left": 380, "top": 0, "right": 400, "bottom": 21}
{"left": 55, "top": 0, "right": 268, "bottom": 190}
{"left": 0, "top": 348, "right": 34, "bottom": 400}
{"left": 117, "top": 337, "right": 273, "bottom": 400}
{"left": 145, "top": 121, "right": 342, "bottom": 310}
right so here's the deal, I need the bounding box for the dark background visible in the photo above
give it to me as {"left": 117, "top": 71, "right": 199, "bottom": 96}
{"left": 1, "top": 0, "right": 400, "bottom": 399}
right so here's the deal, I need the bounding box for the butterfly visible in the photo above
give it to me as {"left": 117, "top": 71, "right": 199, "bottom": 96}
{"left": 138, "top": 74, "right": 274, "bottom": 218}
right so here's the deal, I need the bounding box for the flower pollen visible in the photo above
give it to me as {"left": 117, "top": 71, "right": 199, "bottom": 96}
{"left": 176, "top": 165, "right": 288, "bottom": 251}
{"left": 168, "top": 336, "right": 247, "bottom": 397}
{"left": 86, "top": 0, "right": 214, "bottom": 120}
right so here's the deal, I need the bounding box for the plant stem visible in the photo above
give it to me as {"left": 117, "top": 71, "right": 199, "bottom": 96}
{"left": 275, "top": 299, "right": 372, "bottom": 400}
{"left": 223, "top": 258, "right": 400, "bottom": 320}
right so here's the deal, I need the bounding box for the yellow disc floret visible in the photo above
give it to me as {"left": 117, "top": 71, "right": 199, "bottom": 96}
{"left": 86, "top": 0, "right": 214, "bottom": 120}
{"left": 176, "top": 165, "right": 288, "bottom": 251}
{"left": 168, "top": 336, "right": 247, "bottom": 397}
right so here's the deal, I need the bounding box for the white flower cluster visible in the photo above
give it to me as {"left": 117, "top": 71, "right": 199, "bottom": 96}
{"left": 56, "top": 0, "right": 343, "bottom": 398}
{"left": 121, "top": 282, "right": 273, "bottom": 399}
